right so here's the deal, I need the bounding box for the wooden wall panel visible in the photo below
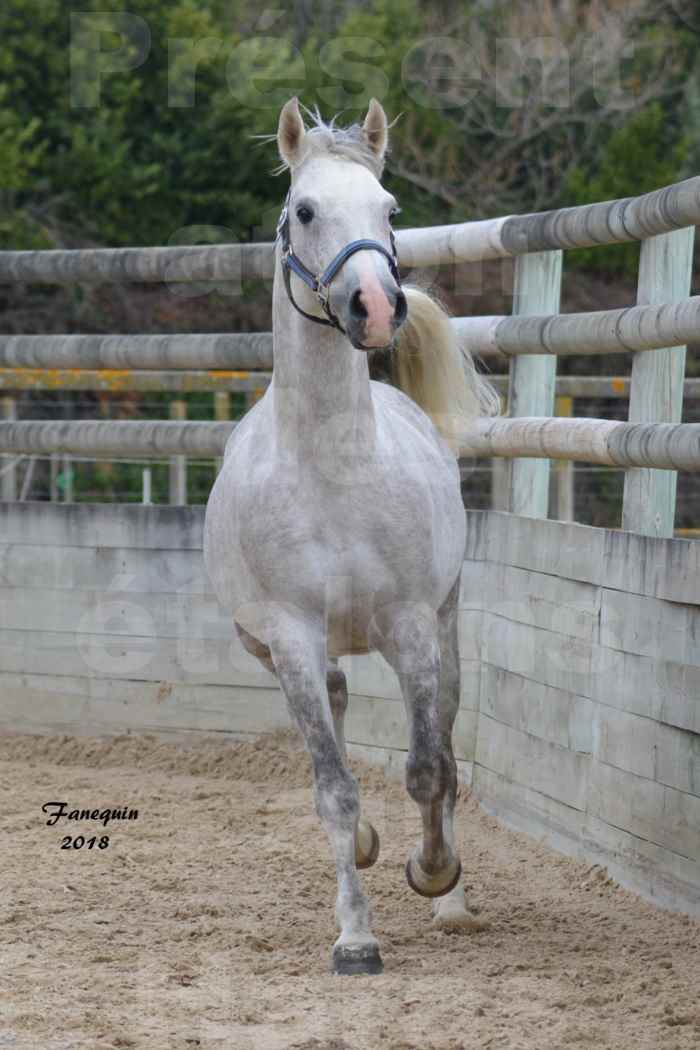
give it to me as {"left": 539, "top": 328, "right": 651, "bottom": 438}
{"left": 0, "top": 503, "right": 697, "bottom": 915}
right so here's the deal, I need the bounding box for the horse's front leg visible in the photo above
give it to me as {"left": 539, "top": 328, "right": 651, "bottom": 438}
{"left": 269, "top": 618, "right": 383, "bottom": 975}
{"left": 372, "top": 603, "right": 461, "bottom": 898}
{"left": 326, "top": 660, "right": 380, "bottom": 870}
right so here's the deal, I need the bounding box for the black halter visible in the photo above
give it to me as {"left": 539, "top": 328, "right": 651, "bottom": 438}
{"left": 275, "top": 189, "right": 401, "bottom": 333}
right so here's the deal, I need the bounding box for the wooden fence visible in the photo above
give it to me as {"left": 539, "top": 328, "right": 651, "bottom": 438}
{"left": 1, "top": 177, "right": 699, "bottom": 915}
{"left": 1, "top": 174, "right": 700, "bottom": 534}
{"left": 0, "top": 499, "right": 697, "bottom": 915}
{"left": 2, "top": 368, "right": 697, "bottom": 514}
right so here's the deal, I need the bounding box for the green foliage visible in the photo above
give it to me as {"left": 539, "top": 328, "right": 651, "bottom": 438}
{"left": 563, "top": 104, "right": 690, "bottom": 276}
{"left": 0, "top": 0, "right": 281, "bottom": 248}
{"left": 0, "top": 81, "right": 48, "bottom": 248}
{"left": 0, "top": 0, "right": 465, "bottom": 250}
{"left": 297, "top": 0, "right": 458, "bottom": 228}
{"left": 0, "top": 99, "right": 43, "bottom": 191}
{"left": 0, "top": 0, "right": 694, "bottom": 258}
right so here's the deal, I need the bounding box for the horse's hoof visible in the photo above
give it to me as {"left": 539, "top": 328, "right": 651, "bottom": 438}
{"left": 405, "top": 850, "right": 461, "bottom": 899}
{"left": 433, "top": 908, "right": 489, "bottom": 933}
{"left": 355, "top": 819, "right": 380, "bottom": 870}
{"left": 332, "top": 943, "right": 384, "bottom": 976}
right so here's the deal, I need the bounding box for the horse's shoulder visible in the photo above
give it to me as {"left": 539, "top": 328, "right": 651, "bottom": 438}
{"left": 372, "top": 379, "right": 427, "bottom": 423}
{"left": 371, "top": 380, "right": 449, "bottom": 449}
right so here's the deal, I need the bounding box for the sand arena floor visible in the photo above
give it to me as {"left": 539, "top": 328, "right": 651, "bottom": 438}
{"left": 1, "top": 728, "right": 698, "bottom": 1050}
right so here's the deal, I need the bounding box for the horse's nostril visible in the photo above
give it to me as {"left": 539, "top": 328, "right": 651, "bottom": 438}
{"left": 349, "top": 289, "right": 368, "bottom": 320}
{"left": 394, "top": 291, "right": 407, "bottom": 325}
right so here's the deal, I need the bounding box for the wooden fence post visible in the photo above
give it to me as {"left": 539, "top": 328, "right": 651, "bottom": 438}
{"left": 19, "top": 456, "right": 36, "bottom": 501}
{"left": 490, "top": 457, "right": 510, "bottom": 511}
{"left": 62, "top": 454, "right": 74, "bottom": 502}
{"left": 169, "top": 399, "right": 187, "bottom": 505}
{"left": 622, "top": 226, "right": 695, "bottom": 537}
{"left": 554, "top": 395, "right": 574, "bottom": 521}
{"left": 1, "top": 397, "right": 17, "bottom": 501}
{"left": 214, "top": 391, "right": 229, "bottom": 475}
{"left": 142, "top": 466, "right": 152, "bottom": 505}
{"left": 50, "top": 455, "right": 59, "bottom": 502}
{"left": 507, "top": 250, "right": 563, "bottom": 517}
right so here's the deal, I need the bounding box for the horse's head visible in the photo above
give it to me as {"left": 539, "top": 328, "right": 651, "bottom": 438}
{"left": 276, "top": 97, "right": 407, "bottom": 351}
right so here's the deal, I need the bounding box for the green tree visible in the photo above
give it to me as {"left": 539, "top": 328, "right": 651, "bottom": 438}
{"left": 564, "top": 103, "right": 690, "bottom": 276}
{"left": 0, "top": 0, "right": 284, "bottom": 248}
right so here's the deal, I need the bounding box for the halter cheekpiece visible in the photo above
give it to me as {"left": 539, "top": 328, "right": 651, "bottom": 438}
{"left": 275, "top": 189, "right": 401, "bottom": 334}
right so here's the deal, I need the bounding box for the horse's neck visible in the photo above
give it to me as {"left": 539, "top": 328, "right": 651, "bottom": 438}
{"left": 270, "top": 256, "right": 376, "bottom": 450}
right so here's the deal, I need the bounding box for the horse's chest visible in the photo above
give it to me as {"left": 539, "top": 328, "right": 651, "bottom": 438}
{"left": 247, "top": 464, "right": 462, "bottom": 599}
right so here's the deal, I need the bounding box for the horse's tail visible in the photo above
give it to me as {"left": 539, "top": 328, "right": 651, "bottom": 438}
{"left": 390, "top": 284, "right": 501, "bottom": 451}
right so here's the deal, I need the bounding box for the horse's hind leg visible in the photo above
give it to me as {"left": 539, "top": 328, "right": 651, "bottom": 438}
{"left": 431, "top": 574, "right": 484, "bottom": 930}
{"left": 327, "top": 660, "right": 380, "bottom": 870}
{"left": 268, "top": 616, "right": 382, "bottom": 975}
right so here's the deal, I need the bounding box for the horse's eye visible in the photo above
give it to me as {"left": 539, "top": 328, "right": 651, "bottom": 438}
{"left": 296, "top": 205, "right": 314, "bottom": 225}
{"left": 389, "top": 207, "right": 401, "bottom": 223}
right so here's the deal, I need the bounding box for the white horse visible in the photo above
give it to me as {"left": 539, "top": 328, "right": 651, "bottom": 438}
{"left": 204, "top": 97, "right": 498, "bottom": 975}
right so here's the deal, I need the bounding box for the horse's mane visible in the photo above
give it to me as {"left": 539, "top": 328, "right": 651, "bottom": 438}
{"left": 257, "top": 104, "right": 387, "bottom": 178}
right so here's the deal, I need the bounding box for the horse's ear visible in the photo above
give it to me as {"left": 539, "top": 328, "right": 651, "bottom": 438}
{"left": 277, "top": 97, "right": 306, "bottom": 168}
{"left": 362, "top": 98, "right": 388, "bottom": 163}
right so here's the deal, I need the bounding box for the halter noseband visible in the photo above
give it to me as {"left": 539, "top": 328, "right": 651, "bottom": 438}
{"left": 275, "top": 189, "right": 401, "bottom": 334}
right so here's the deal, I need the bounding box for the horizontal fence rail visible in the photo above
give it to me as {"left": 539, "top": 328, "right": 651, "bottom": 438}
{"left": 399, "top": 177, "right": 700, "bottom": 263}
{"left": 0, "top": 368, "right": 271, "bottom": 393}
{"left": 4, "top": 295, "right": 700, "bottom": 377}
{"left": 1, "top": 370, "right": 699, "bottom": 399}
{"left": 496, "top": 176, "right": 700, "bottom": 255}
{"left": 546, "top": 377, "right": 700, "bottom": 399}
{"left": 1, "top": 418, "right": 700, "bottom": 472}
{"left": 0, "top": 327, "right": 502, "bottom": 371}
{"left": 460, "top": 417, "right": 700, "bottom": 471}
{"left": 0, "top": 333, "right": 273, "bottom": 370}
{"left": 2, "top": 177, "right": 700, "bottom": 284}
{"left": 7, "top": 294, "right": 700, "bottom": 376}
{"left": 0, "top": 420, "right": 234, "bottom": 459}
{"left": 0, "top": 243, "right": 274, "bottom": 285}
{"left": 455, "top": 296, "right": 700, "bottom": 357}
